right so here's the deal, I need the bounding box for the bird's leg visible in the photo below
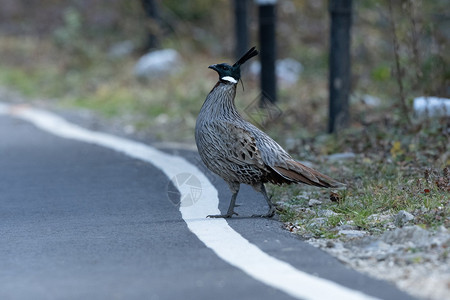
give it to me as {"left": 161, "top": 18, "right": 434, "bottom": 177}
{"left": 207, "top": 182, "right": 240, "bottom": 218}
{"left": 251, "top": 183, "right": 275, "bottom": 218}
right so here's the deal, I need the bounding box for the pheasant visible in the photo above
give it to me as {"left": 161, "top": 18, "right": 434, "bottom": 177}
{"left": 195, "top": 47, "right": 343, "bottom": 218}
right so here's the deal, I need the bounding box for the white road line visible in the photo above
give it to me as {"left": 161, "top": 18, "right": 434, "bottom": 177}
{"left": 0, "top": 103, "right": 379, "bottom": 300}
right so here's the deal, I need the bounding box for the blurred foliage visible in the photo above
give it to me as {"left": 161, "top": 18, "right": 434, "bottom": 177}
{"left": 52, "top": 7, "right": 97, "bottom": 68}
{"left": 0, "top": 0, "right": 448, "bottom": 142}
{"left": 164, "top": 0, "right": 214, "bottom": 21}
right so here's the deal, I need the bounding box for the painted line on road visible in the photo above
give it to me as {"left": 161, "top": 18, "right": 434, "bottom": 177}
{"left": 0, "top": 103, "right": 378, "bottom": 300}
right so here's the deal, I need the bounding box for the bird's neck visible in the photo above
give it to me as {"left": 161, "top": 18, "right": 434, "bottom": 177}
{"left": 200, "top": 81, "right": 241, "bottom": 120}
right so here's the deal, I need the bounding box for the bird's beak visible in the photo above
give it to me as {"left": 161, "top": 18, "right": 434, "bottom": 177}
{"left": 208, "top": 64, "right": 218, "bottom": 71}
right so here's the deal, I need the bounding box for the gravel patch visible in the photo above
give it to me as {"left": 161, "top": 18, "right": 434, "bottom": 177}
{"left": 306, "top": 225, "right": 450, "bottom": 300}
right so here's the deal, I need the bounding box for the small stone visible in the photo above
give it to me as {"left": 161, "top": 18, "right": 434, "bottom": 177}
{"left": 249, "top": 58, "right": 303, "bottom": 86}
{"left": 296, "top": 193, "right": 309, "bottom": 200}
{"left": 276, "top": 58, "right": 303, "bottom": 86}
{"left": 338, "top": 230, "right": 367, "bottom": 238}
{"left": 134, "top": 49, "right": 182, "bottom": 79}
{"left": 308, "top": 199, "right": 322, "bottom": 206}
{"left": 308, "top": 218, "right": 327, "bottom": 228}
{"left": 381, "top": 225, "right": 430, "bottom": 246}
{"left": 394, "top": 210, "right": 415, "bottom": 227}
{"left": 326, "top": 241, "right": 335, "bottom": 248}
{"left": 336, "top": 224, "right": 359, "bottom": 231}
{"left": 376, "top": 253, "right": 388, "bottom": 261}
{"left": 365, "top": 240, "right": 390, "bottom": 251}
{"left": 326, "top": 152, "right": 356, "bottom": 162}
{"left": 361, "top": 94, "right": 381, "bottom": 107}
{"left": 367, "top": 213, "right": 393, "bottom": 223}
{"left": 386, "top": 222, "right": 396, "bottom": 230}
{"left": 318, "top": 209, "right": 338, "bottom": 217}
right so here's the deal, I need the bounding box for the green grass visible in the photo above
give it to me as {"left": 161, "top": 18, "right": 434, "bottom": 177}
{"left": 271, "top": 151, "right": 449, "bottom": 239}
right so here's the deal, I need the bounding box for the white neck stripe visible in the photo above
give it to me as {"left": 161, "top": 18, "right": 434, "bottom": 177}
{"left": 221, "top": 76, "right": 238, "bottom": 84}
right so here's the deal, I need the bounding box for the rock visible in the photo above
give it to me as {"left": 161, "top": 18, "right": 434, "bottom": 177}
{"left": 339, "top": 230, "right": 368, "bottom": 238}
{"left": 335, "top": 224, "right": 359, "bottom": 231}
{"left": 326, "top": 152, "right": 356, "bottom": 162}
{"left": 249, "top": 61, "right": 260, "bottom": 77}
{"left": 361, "top": 94, "right": 381, "bottom": 107}
{"left": 364, "top": 240, "right": 390, "bottom": 252}
{"left": 413, "top": 96, "right": 450, "bottom": 118}
{"left": 367, "top": 213, "right": 392, "bottom": 223}
{"left": 308, "top": 199, "right": 322, "bottom": 206}
{"left": 375, "top": 253, "right": 388, "bottom": 261}
{"left": 326, "top": 240, "right": 335, "bottom": 248}
{"left": 309, "top": 217, "right": 326, "bottom": 228}
{"left": 381, "top": 225, "right": 430, "bottom": 246}
{"left": 276, "top": 58, "right": 303, "bottom": 86}
{"left": 296, "top": 193, "right": 309, "bottom": 200}
{"left": 249, "top": 58, "right": 303, "bottom": 86}
{"left": 134, "top": 49, "right": 182, "bottom": 79}
{"left": 318, "top": 209, "right": 338, "bottom": 217}
{"left": 108, "top": 40, "right": 135, "bottom": 58}
{"left": 394, "top": 210, "right": 415, "bottom": 227}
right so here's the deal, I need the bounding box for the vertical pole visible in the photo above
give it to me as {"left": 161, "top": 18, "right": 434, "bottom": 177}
{"left": 328, "top": 0, "right": 352, "bottom": 133}
{"left": 234, "top": 0, "right": 249, "bottom": 61}
{"left": 257, "top": 0, "right": 277, "bottom": 103}
{"left": 141, "top": 0, "right": 161, "bottom": 50}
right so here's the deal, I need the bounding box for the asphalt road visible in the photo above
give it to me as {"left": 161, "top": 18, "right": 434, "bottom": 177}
{"left": 0, "top": 107, "right": 416, "bottom": 300}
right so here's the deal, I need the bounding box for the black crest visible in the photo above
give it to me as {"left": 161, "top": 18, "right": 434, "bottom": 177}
{"left": 233, "top": 47, "right": 259, "bottom": 68}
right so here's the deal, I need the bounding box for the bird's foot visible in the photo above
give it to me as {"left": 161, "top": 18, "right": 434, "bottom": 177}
{"left": 207, "top": 211, "right": 238, "bottom": 218}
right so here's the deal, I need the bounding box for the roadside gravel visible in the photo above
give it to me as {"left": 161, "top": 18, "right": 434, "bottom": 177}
{"left": 286, "top": 220, "right": 450, "bottom": 300}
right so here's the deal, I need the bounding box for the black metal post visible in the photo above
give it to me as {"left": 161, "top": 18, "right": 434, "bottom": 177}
{"left": 141, "top": 0, "right": 161, "bottom": 50}
{"left": 257, "top": 0, "right": 277, "bottom": 103}
{"left": 234, "top": 0, "right": 249, "bottom": 61}
{"left": 328, "top": 0, "right": 352, "bottom": 133}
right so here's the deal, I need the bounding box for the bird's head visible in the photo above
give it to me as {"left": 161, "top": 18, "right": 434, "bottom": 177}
{"left": 209, "top": 47, "right": 259, "bottom": 84}
{"left": 208, "top": 63, "right": 240, "bottom": 84}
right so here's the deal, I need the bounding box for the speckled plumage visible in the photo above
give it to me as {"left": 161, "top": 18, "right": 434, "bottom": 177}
{"left": 195, "top": 47, "right": 342, "bottom": 218}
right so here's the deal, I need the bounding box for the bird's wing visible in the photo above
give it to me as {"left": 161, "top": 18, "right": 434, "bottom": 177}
{"left": 219, "top": 122, "right": 342, "bottom": 188}
{"left": 219, "top": 122, "right": 267, "bottom": 170}
{"left": 243, "top": 124, "right": 342, "bottom": 188}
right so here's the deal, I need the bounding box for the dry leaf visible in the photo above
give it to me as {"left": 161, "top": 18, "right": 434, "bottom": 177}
{"left": 330, "top": 192, "right": 340, "bottom": 202}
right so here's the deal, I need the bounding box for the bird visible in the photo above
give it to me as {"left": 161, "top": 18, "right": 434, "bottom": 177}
{"left": 195, "top": 47, "right": 343, "bottom": 218}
